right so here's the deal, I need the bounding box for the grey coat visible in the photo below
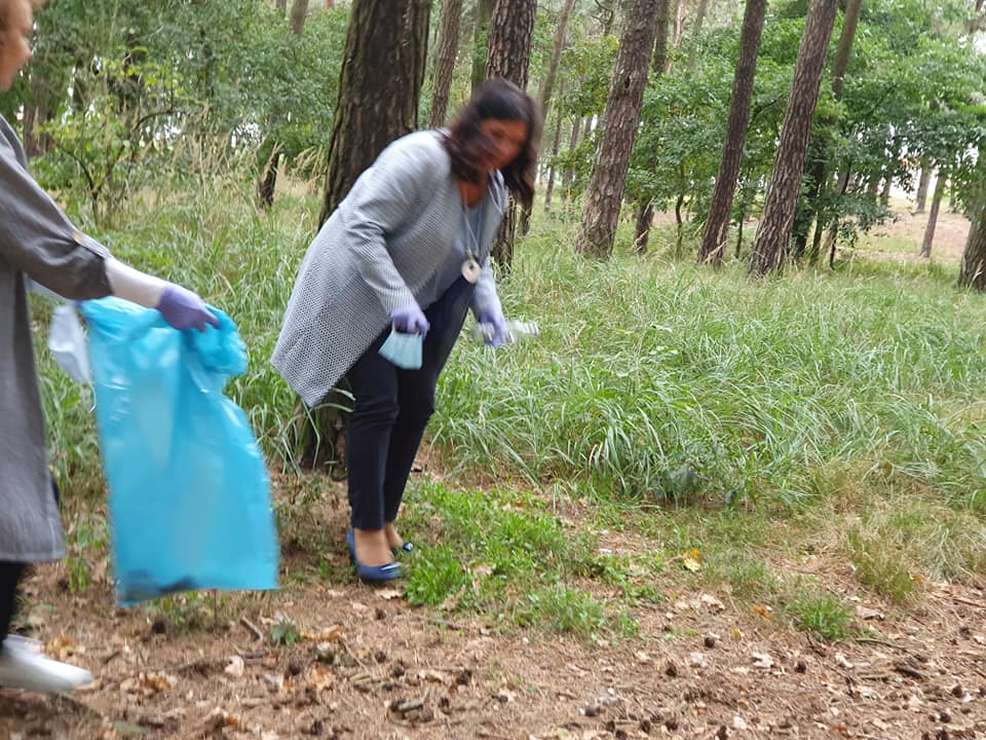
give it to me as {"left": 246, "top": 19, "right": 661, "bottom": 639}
{"left": 272, "top": 130, "right": 506, "bottom": 407}
{"left": 0, "top": 116, "right": 112, "bottom": 562}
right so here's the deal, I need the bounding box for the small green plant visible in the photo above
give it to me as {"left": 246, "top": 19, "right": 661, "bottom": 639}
{"left": 405, "top": 546, "right": 468, "bottom": 607}
{"left": 847, "top": 528, "right": 918, "bottom": 604}
{"left": 788, "top": 591, "right": 853, "bottom": 642}
{"left": 270, "top": 617, "right": 301, "bottom": 647}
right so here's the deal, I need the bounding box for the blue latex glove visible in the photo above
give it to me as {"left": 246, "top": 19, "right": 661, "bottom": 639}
{"left": 156, "top": 284, "right": 219, "bottom": 332}
{"left": 391, "top": 304, "right": 430, "bottom": 336}
{"left": 477, "top": 309, "right": 509, "bottom": 348}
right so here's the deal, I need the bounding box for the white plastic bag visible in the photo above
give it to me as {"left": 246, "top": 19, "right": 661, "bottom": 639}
{"left": 48, "top": 303, "right": 92, "bottom": 384}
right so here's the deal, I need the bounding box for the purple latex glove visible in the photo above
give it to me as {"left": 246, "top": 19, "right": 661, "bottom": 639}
{"left": 391, "top": 304, "right": 430, "bottom": 335}
{"left": 156, "top": 284, "right": 219, "bottom": 332}
{"left": 477, "top": 309, "right": 509, "bottom": 348}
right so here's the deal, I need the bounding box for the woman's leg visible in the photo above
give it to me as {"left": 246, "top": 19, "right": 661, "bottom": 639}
{"left": 345, "top": 331, "right": 401, "bottom": 565}
{"left": 383, "top": 279, "right": 474, "bottom": 533}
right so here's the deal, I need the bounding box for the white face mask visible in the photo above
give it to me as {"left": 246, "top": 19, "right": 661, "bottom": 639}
{"left": 378, "top": 327, "right": 423, "bottom": 370}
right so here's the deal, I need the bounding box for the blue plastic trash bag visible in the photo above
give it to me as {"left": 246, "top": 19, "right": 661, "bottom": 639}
{"left": 80, "top": 297, "right": 279, "bottom": 605}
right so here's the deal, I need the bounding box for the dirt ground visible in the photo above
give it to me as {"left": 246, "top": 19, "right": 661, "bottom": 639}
{"left": 2, "top": 471, "right": 985, "bottom": 740}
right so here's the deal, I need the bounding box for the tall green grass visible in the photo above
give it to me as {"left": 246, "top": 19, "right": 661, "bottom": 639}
{"left": 32, "top": 177, "right": 986, "bottom": 600}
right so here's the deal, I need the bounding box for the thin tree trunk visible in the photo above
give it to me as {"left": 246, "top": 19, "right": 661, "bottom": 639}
{"left": 799, "top": 0, "right": 863, "bottom": 265}
{"left": 698, "top": 0, "right": 767, "bottom": 266}
{"left": 471, "top": 0, "right": 495, "bottom": 92}
{"left": 277, "top": 0, "right": 287, "bottom": 13}
{"left": 258, "top": 139, "right": 282, "bottom": 210}
{"left": 430, "top": 0, "right": 463, "bottom": 127}
{"left": 544, "top": 100, "right": 565, "bottom": 212}
{"left": 562, "top": 115, "right": 581, "bottom": 193}
{"left": 538, "top": 0, "right": 577, "bottom": 118}
{"left": 920, "top": 171, "right": 945, "bottom": 258}
{"left": 652, "top": 0, "right": 671, "bottom": 74}
{"left": 325, "top": 0, "right": 334, "bottom": 7}
{"left": 749, "top": 0, "right": 838, "bottom": 276}
{"left": 575, "top": 0, "right": 662, "bottom": 259}
{"left": 915, "top": 164, "right": 930, "bottom": 213}
{"left": 633, "top": 202, "right": 654, "bottom": 253}
{"left": 485, "top": 0, "right": 539, "bottom": 269}
{"left": 290, "top": 0, "right": 310, "bottom": 34}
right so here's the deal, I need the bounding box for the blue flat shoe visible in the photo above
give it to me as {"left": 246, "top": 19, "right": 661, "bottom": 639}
{"left": 346, "top": 530, "right": 402, "bottom": 583}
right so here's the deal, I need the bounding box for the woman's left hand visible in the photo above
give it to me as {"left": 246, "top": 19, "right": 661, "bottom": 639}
{"left": 477, "top": 309, "right": 510, "bottom": 348}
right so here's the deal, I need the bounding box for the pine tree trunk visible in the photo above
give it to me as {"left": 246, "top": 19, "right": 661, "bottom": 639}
{"left": 652, "top": 0, "right": 672, "bottom": 74}
{"left": 430, "top": 0, "right": 463, "bottom": 127}
{"left": 290, "top": 0, "right": 310, "bottom": 34}
{"left": 915, "top": 164, "right": 930, "bottom": 213}
{"left": 631, "top": 0, "right": 672, "bottom": 253}
{"left": 538, "top": 0, "right": 577, "bottom": 117}
{"left": 633, "top": 202, "right": 654, "bottom": 253}
{"left": 698, "top": 0, "right": 767, "bottom": 266}
{"left": 319, "top": 0, "right": 432, "bottom": 226}
{"left": 485, "top": 0, "right": 539, "bottom": 270}
{"left": 575, "top": 0, "right": 661, "bottom": 259}
{"left": 920, "top": 172, "right": 945, "bottom": 258}
{"left": 471, "top": 0, "right": 495, "bottom": 92}
{"left": 544, "top": 101, "right": 565, "bottom": 212}
{"left": 258, "top": 139, "right": 282, "bottom": 210}
{"left": 880, "top": 169, "right": 892, "bottom": 208}
{"left": 310, "top": 0, "right": 432, "bottom": 472}
{"left": 562, "top": 115, "right": 581, "bottom": 193}
{"left": 959, "top": 194, "right": 986, "bottom": 291}
{"left": 749, "top": 0, "right": 838, "bottom": 276}
{"left": 794, "top": 0, "right": 863, "bottom": 264}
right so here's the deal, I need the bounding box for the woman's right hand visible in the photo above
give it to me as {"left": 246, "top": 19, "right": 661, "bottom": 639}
{"left": 156, "top": 284, "right": 219, "bottom": 332}
{"left": 391, "top": 304, "right": 430, "bottom": 336}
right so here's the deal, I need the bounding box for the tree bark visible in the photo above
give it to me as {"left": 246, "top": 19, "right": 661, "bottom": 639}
{"left": 562, "top": 115, "right": 581, "bottom": 193}
{"left": 544, "top": 107, "right": 564, "bottom": 212}
{"left": 290, "top": 0, "right": 310, "bottom": 34}
{"left": 539, "top": 0, "right": 578, "bottom": 118}
{"left": 277, "top": 0, "right": 287, "bottom": 14}
{"left": 311, "top": 0, "right": 432, "bottom": 472}
{"left": 258, "top": 139, "right": 282, "bottom": 210}
{"left": 698, "top": 0, "right": 767, "bottom": 266}
{"left": 471, "top": 0, "right": 495, "bottom": 92}
{"left": 319, "top": 0, "right": 432, "bottom": 226}
{"left": 633, "top": 202, "right": 654, "bottom": 253}
{"left": 920, "top": 171, "right": 945, "bottom": 258}
{"left": 575, "top": 0, "right": 662, "bottom": 259}
{"left": 749, "top": 0, "right": 838, "bottom": 276}
{"left": 485, "top": 0, "right": 539, "bottom": 269}
{"left": 915, "top": 165, "right": 930, "bottom": 213}
{"left": 652, "top": 0, "right": 672, "bottom": 74}
{"left": 959, "top": 192, "right": 986, "bottom": 291}
{"left": 798, "top": 0, "right": 863, "bottom": 264}
{"left": 430, "top": 0, "right": 463, "bottom": 127}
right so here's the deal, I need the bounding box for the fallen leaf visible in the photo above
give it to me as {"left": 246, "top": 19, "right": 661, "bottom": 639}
{"left": 224, "top": 656, "right": 245, "bottom": 678}
{"left": 377, "top": 589, "right": 403, "bottom": 601}
{"left": 418, "top": 669, "right": 449, "bottom": 684}
{"left": 303, "top": 624, "right": 345, "bottom": 642}
{"left": 689, "top": 652, "right": 706, "bottom": 668}
{"left": 751, "top": 604, "right": 773, "bottom": 620}
{"left": 634, "top": 651, "right": 652, "bottom": 664}
{"left": 733, "top": 716, "right": 748, "bottom": 731}
{"left": 751, "top": 652, "right": 774, "bottom": 670}
{"left": 855, "top": 605, "right": 885, "bottom": 621}
{"left": 306, "top": 664, "right": 334, "bottom": 692}
{"left": 834, "top": 653, "right": 854, "bottom": 670}
{"left": 700, "top": 594, "right": 725, "bottom": 612}
{"left": 682, "top": 557, "right": 702, "bottom": 573}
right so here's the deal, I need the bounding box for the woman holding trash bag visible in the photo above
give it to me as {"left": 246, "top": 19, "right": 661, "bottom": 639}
{"left": 273, "top": 79, "right": 539, "bottom": 583}
{"left": 0, "top": 0, "right": 218, "bottom": 694}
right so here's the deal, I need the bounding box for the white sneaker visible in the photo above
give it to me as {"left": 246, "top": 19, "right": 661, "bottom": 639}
{"left": 0, "top": 635, "right": 93, "bottom": 693}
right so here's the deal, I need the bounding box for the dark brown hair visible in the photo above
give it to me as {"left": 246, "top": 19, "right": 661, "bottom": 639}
{"left": 442, "top": 78, "right": 541, "bottom": 209}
